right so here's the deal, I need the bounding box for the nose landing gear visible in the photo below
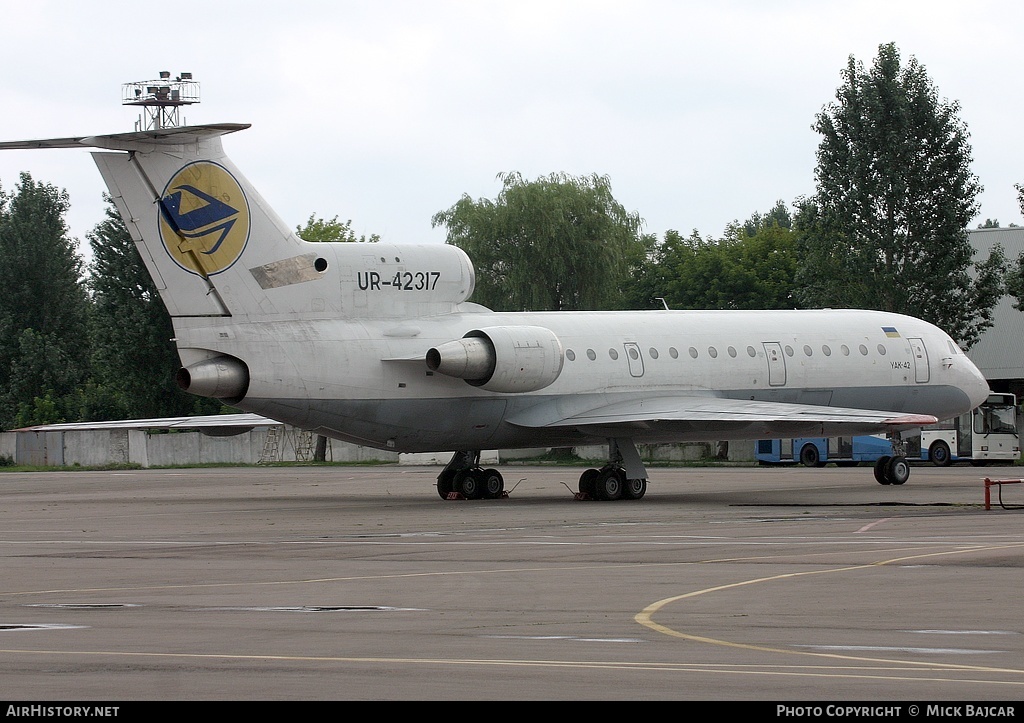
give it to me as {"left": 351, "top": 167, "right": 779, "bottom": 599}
{"left": 874, "top": 433, "right": 910, "bottom": 485}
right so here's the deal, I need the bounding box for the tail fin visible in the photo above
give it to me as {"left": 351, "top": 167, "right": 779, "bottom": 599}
{"left": 88, "top": 124, "right": 306, "bottom": 317}
{"left": 0, "top": 124, "right": 477, "bottom": 322}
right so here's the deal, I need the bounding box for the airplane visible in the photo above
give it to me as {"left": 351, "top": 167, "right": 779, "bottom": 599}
{"left": 0, "top": 123, "right": 991, "bottom": 500}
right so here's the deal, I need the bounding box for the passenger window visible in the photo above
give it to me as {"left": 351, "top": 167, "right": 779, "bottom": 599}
{"left": 609, "top": 348, "right": 619, "bottom": 360}
{"left": 708, "top": 347, "right": 718, "bottom": 358}
{"left": 649, "top": 348, "right": 659, "bottom": 359}
{"left": 859, "top": 344, "right": 868, "bottom": 355}
{"left": 822, "top": 345, "right": 831, "bottom": 356}
{"left": 727, "top": 346, "right": 737, "bottom": 358}
{"left": 587, "top": 349, "right": 596, "bottom": 361}
{"left": 689, "top": 347, "right": 698, "bottom": 359}
{"left": 785, "top": 345, "right": 794, "bottom": 357}
{"left": 669, "top": 347, "right": 679, "bottom": 359}
{"left": 877, "top": 344, "right": 887, "bottom": 355}
{"left": 746, "top": 346, "right": 756, "bottom": 357}
{"left": 566, "top": 350, "right": 576, "bottom": 361}
{"left": 803, "top": 345, "right": 812, "bottom": 356}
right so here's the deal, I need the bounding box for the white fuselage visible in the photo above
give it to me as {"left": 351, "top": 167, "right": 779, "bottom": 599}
{"left": 173, "top": 307, "right": 989, "bottom": 453}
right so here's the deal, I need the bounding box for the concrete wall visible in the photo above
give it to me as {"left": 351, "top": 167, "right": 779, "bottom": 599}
{"left": 131, "top": 428, "right": 269, "bottom": 467}
{"left": 2, "top": 426, "right": 752, "bottom": 468}
{"left": 65, "top": 429, "right": 130, "bottom": 466}
{"left": 3, "top": 425, "right": 399, "bottom": 468}
{"left": 132, "top": 426, "right": 401, "bottom": 467}
{"left": 0, "top": 431, "right": 14, "bottom": 461}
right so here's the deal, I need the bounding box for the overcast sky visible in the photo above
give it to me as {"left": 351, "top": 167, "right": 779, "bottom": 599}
{"left": 1, "top": 0, "right": 1022, "bottom": 262}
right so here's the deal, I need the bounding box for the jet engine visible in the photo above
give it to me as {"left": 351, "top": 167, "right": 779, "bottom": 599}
{"left": 176, "top": 355, "right": 250, "bottom": 403}
{"left": 426, "top": 326, "right": 564, "bottom": 393}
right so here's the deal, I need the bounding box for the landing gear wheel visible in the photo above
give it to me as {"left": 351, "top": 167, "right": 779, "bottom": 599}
{"left": 578, "top": 468, "right": 598, "bottom": 497}
{"left": 455, "top": 470, "right": 484, "bottom": 500}
{"left": 594, "top": 468, "right": 624, "bottom": 501}
{"left": 623, "top": 477, "right": 647, "bottom": 500}
{"left": 874, "top": 455, "right": 892, "bottom": 485}
{"left": 481, "top": 468, "right": 504, "bottom": 498}
{"left": 437, "top": 469, "right": 455, "bottom": 499}
{"left": 929, "top": 440, "right": 952, "bottom": 467}
{"left": 886, "top": 455, "right": 910, "bottom": 485}
{"left": 799, "top": 443, "right": 821, "bottom": 468}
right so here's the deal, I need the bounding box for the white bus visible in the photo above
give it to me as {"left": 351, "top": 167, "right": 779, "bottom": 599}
{"left": 757, "top": 393, "right": 1020, "bottom": 469}
{"left": 917, "top": 393, "right": 1020, "bottom": 466}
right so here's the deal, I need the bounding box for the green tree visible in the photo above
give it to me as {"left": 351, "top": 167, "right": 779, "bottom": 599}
{"left": 432, "top": 172, "right": 644, "bottom": 311}
{"left": 1009, "top": 186, "right": 1024, "bottom": 311}
{"left": 87, "top": 198, "right": 221, "bottom": 420}
{"left": 1006, "top": 257, "right": 1024, "bottom": 312}
{"left": 619, "top": 231, "right": 664, "bottom": 310}
{"left": 629, "top": 202, "right": 798, "bottom": 311}
{"left": 296, "top": 214, "right": 379, "bottom": 243}
{"left": 796, "top": 42, "right": 1003, "bottom": 349}
{"left": 741, "top": 199, "right": 793, "bottom": 236}
{"left": 0, "top": 173, "right": 90, "bottom": 428}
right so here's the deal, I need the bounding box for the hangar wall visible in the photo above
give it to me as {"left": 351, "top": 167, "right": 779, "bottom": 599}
{"left": 967, "top": 227, "right": 1024, "bottom": 397}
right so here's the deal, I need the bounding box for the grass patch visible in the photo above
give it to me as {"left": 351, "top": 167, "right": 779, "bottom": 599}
{"left": 0, "top": 462, "right": 144, "bottom": 473}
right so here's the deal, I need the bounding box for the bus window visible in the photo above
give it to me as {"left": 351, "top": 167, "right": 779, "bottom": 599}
{"left": 975, "top": 404, "right": 1018, "bottom": 435}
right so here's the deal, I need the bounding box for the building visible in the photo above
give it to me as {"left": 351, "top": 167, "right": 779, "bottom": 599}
{"left": 966, "top": 227, "right": 1024, "bottom": 398}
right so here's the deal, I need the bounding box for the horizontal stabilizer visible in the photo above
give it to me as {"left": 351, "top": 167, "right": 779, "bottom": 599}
{"left": 0, "top": 124, "right": 250, "bottom": 152}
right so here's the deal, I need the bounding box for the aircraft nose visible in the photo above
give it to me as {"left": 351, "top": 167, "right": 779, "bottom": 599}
{"left": 962, "top": 355, "right": 991, "bottom": 409}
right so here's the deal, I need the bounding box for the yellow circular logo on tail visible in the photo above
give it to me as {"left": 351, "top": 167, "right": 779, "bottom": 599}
{"left": 157, "top": 161, "right": 250, "bottom": 276}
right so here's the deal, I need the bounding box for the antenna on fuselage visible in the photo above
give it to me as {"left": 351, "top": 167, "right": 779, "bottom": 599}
{"left": 122, "top": 71, "right": 200, "bottom": 131}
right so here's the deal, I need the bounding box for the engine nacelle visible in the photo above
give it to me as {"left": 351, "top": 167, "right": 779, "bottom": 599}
{"left": 426, "top": 326, "right": 563, "bottom": 393}
{"left": 176, "top": 355, "right": 250, "bottom": 402}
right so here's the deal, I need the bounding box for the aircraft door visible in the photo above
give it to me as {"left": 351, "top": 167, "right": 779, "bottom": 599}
{"left": 908, "top": 337, "right": 930, "bottom": 383}
{"left": 763, "top": 342, "right": 786, "bottom": 386}
{"left": 623, "top": 342, "right": 645, "bottom": 378}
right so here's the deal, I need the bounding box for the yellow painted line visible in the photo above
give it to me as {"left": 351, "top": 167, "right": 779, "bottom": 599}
{"left": 635, "top": 542, "right": 1024, "bottom": 677}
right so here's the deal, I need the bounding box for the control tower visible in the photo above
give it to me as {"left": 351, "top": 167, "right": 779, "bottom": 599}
{"left": 122, "top": 71, "right": 199, "bottom": 130}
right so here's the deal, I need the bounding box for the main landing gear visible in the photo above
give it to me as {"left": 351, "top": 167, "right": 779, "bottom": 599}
{"left": 436, "top": 450, "right": 506, "bottom": 500}
{"left": 437, "top": 438, "right": 651, "bottom": 502}
{"left": 576, "top": 438, "right": 649, "bottom": 501}
{"left": 577, "top": 466, "right": 647, "bottom": 501}
{"left": 873, "top": 432, "right": 911, "bottom": 486}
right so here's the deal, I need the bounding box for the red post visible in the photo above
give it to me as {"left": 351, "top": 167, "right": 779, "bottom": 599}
{"left": 984, "top": 478, "right": 1023, "bottom": 510}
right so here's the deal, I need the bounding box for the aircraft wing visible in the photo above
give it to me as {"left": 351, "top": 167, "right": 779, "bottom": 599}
{"left": 507, "top": 396, "right": 937, "bottom": 439}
